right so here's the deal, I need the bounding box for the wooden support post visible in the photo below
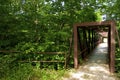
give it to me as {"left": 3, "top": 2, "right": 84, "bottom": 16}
{"left": 74, "top": 25, "right": 78, "bottom": 69}
{"left": 92, "top": 29, "right": 94, "bottom": 49}
{"left": 83, "top": 30, "right": 89, "bottom": 55}
{"left": 82, "top": 29, "right": 85, "bottom": 49}
{"left": 64, "top": 52, "right": 67, "bottom": 68}
{"left": 88, "top": 29, "right": 91, "bottom": 52}
{"left": 77, "top": 29, "right": 82, "bottom": 52}
{"left": 40, "top": 62, "right": 43, "bottom": 69}
{"left": 109, "top": 22, "right": 115, "bottom": 73}
{"left": 93, "top": 31, "right": 95, "bottom": 48}
{"left": 87, "top": 30, "right": 90, "bottom": 53}
{"left": 82, "top": 30, "right": 86, "bottom": 59}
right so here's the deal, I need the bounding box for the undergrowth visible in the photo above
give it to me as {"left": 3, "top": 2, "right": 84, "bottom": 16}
{"left": 0, "top": 53, "right": 68, "bottom": 80}
{"left": 115, "top": 47, "right": 120, "bottom": 78}
{"left": 0, "top": 62, "right": 67, "bottom": 80}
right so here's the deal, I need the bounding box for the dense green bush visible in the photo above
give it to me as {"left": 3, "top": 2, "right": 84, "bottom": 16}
{"left": 115, "top": 47, "right": 120, "bottom": 77}
{"left": 0, "top": 54, "right": 67, "bottom": 80}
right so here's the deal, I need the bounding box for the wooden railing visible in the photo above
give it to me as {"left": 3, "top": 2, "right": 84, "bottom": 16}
{"left": 79, "top": 39, "right": 100, "bottom": 60}
{"left": 0, "top": 51, "right": 68, "bottom": 68}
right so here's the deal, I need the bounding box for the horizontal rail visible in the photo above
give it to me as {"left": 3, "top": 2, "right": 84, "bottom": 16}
{"left": 0, "top": 51, "right": 66, "bottom": 54}
{"left": 35, "top": 52, "right": 66, "bottom": 54}
{"left": 80, "top": 40, "right": 99, "bottom": 54}
{"left": 0, "top": 51, "right": 67, "bottom": 68}
{"left": 18, "top": 61, "right": 65, "bottom": 63}
{"left": 80, "top": 48, "right": 87, "bottom": 54}
{"left": 0, "top": 50, "right": 21, "bottom": 53}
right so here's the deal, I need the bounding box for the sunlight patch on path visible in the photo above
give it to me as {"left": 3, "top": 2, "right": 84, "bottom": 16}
{"left": 63, "top": 42, "right": 119, "bottom": 80}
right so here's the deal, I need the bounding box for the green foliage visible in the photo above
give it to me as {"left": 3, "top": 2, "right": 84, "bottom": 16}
{"left": 0, "top": 53, "right": 67, "bottom": 80}
{"left": 115, "top": 48, "right": 120, "bottom": 66}
{"left": 0, "top": 0, "right": 98, "bottom": 51}
{"left": 0, "top": 53, "right": 32, "bottom": 80}
{"left": 2, "top": 0, "right": 120, "bottom": 79}
{"left": 0, "top": 58, "right": 67, "bottom": 80}
{"left": 115, "top": 48, "right": 120, "bottom": 77}
{"left": 0, "top": 0, "right": 98, "bottom": 71}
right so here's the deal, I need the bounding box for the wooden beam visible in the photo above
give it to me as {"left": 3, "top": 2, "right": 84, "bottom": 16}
{"left": 74, "top": 21, "right": 113, "bottom": 27}
{"left": 109, "top": 21, "right": 115, "bottom": 73}
{"left": 74, "top": 24, "right": 78, "bottom": 69}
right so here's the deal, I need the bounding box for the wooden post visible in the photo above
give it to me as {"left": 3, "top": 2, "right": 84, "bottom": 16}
{"left": 77, "top": 29, "right": 82, "bottom": 52}
{"left": 109, "top": 21, "right": 115, "bottom": 73}
{"left": 83, "top": 30, "right": 88, "bottom": 56}
{"left": 74, "top": 25, "right": 78, "bottom": 69}
{"left": 93, "top": 31, "right": 96, "bottom": 48}
{"left": 86, "top": 29, "right": 90, "bottom": 54}
{"left": 88, "top": 29, "right": 91, "bottom": 52}
{"left": 92, "top": 29, "right": 94, "bottom": 49}
{"left": 82, "top": 30, "right": 86, "bottom": 59}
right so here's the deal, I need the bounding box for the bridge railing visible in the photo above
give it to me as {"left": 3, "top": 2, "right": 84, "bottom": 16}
{"left": 0, "top": 51, "right": 68, "bottom": 69}
{"left": 77, "top": 28, "right": 100, "bottom": 61}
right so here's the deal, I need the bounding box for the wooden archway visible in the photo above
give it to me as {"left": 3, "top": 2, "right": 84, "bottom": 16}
{"left": 73, "top": 21, "right": 116, "bottom": 73}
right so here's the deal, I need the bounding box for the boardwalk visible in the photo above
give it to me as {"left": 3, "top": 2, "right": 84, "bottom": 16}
{"left": 63, "top": 42, "right": 118, "bottom": 80}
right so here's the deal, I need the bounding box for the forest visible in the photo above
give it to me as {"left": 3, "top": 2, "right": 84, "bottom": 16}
{"left": 0, "top": 0, "right": 120, "bottom": 80}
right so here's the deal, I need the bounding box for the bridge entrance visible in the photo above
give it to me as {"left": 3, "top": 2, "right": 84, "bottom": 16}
{"left": 73, "top": 21, "right": 116, "bottom": 73}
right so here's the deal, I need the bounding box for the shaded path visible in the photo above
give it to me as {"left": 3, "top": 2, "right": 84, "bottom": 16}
{"left": 63, "top": 42, "right": 118, "bottom": 80}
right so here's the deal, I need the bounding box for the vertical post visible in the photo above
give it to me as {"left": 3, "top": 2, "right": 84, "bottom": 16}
{"left": 108, "top": 26, "right": 111, "bottom": 72}
{"left": 82, "top": 29, "right": 86, "bottom": 59}
{"left": 64, "top": 52, "right": 67, "bottom": 68}
{"left": 87, "top": 30, "right": 90, "bottom": 53}
{"left": 88, "top": 29, "right": 91, "bottom": 52}
{"left": 78, "top": 29, "right": 82, "bottom": 52}
{"left": 109, "top": 21, "right": 115, "bottom": 73}
{"left": 83, "top": 29, "right": 88, "bottom": 56}
{"left": 91, "top": 29, "right": 94, "bottom": 49}
{"left": 40, "top": 62, "right": 43, "bottom": 69}
{"left": 74, "top": 25, "right": 78, "bottom": 69}
{"left": 93, "top": 31, "right": 95, "bottom": 48}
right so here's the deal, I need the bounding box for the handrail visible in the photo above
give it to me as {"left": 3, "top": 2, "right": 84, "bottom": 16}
{"left": 0, "top": 50, "right": 21, "bottom": 53}
{"left": 80, "top": 40, "right": 99, "bottom": 54}
{"left": 0, "top": 50, "right": 67, "bottom": 68}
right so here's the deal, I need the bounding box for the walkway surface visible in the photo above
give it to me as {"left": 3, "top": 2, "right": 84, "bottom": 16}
{"left": 63, "top": 42, "right": 119, "bottom": 80}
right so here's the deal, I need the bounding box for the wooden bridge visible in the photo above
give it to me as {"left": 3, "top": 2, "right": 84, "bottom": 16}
{"left": 73, "top": 21, "right": 120, "bottom": 73}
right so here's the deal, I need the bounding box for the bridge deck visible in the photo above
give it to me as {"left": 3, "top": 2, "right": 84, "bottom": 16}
{"left": 63, "top": 42, "right": 118, "bottom": 80}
